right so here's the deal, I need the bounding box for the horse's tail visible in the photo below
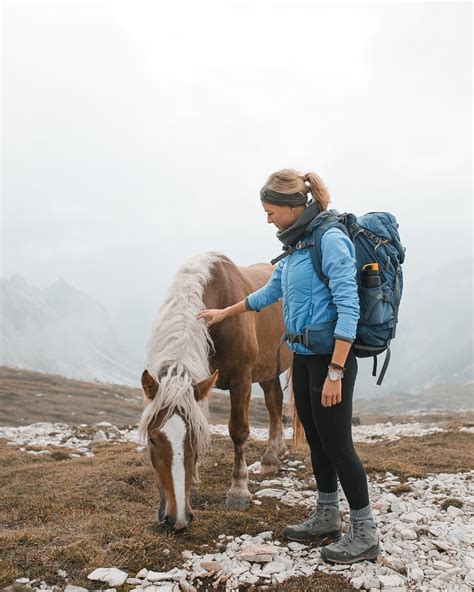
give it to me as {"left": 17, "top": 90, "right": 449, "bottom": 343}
{"left": 286, "top": 367, "right": 307, "bottom": 451}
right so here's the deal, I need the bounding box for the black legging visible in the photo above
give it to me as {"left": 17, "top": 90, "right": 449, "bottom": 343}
{"left": 292, "top": 346, "right": 370, "bottom": 510}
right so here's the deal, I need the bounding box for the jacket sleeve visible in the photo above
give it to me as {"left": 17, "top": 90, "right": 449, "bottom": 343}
{"left": 321, "top": 228, "right": 360, "bottom": 343}
{"left": 245, "top": 260, "right": 284, "bottom": 312}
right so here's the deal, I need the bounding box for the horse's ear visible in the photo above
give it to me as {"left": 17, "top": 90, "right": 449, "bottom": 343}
{"left": 194, "top": 370, "right": 218, "bottom": 402}
{"left": 141, "top": 369, "right": 159, "bottom": 400}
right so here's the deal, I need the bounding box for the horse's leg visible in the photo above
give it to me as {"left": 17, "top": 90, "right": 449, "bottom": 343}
{"left": 259, "top": 377, "right": 287, "bottom": 474}
{"left": 225, "top": 373, "right": 252, "bottom": 509}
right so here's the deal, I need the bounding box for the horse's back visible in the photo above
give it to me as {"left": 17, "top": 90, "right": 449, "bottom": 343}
{"left": 203, "top": 255, "right": 290, "bottom": 384}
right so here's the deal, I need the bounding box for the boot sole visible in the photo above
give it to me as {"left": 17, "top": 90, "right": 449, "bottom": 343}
{"left": 320, "top": 543, "right": 380, "bottom": 564}
{"left": 284, "top": 530, "right": 342, "bottom": 546}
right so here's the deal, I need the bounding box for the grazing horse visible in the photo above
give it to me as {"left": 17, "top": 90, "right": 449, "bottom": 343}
{"left": 139, "top": 251, "right": 291, "bottom": 531}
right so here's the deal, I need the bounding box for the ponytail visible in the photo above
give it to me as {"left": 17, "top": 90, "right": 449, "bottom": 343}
{"left": 304, "top": 172, "right": 330, "bottom": 212}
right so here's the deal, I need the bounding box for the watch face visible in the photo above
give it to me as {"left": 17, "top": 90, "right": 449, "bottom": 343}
{"left": 328, "top": 369, "right": 341, "bottom": 381}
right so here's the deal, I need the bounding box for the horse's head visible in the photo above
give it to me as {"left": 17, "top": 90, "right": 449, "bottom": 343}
{"left": 140, "top": 368, "right": 218, "bottom": 532}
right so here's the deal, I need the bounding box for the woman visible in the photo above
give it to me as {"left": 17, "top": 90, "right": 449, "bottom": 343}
{"left": 196, "top": 169, "right": 380, "bottom": 565}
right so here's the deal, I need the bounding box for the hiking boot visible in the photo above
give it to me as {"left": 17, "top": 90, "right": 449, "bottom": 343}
{"left": 283, "top": 505, "right": 342, "bottom": 544}
{"left": 320, "top": 518, "right": 380, "bottom": 564}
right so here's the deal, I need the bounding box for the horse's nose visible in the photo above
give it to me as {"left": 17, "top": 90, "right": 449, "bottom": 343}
{"left": 168, "top": 512, "right": 194, "bottom": 532}
{"left": 164, "top": 514, "right": 176, "bottom": 529}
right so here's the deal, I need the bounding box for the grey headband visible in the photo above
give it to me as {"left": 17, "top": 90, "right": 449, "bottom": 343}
{"left": 260, "top": 187, "right": 308, "bottom": 207}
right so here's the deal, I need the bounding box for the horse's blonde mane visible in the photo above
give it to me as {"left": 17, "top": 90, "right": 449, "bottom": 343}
{"left": 139, "top": 251, "right": 227, "bottom": 455}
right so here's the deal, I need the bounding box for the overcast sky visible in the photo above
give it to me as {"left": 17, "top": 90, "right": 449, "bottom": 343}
{"left": 2, "top": 1, "right": 472, "bottom": 359}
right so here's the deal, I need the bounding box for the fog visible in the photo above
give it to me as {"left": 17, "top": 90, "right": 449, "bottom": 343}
{"left": 2, "top": 1, "right": 472, "bottom": 366}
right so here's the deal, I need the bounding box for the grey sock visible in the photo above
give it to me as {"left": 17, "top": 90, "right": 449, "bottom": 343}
{"left": 350, "top": 503, "right": 374, "bottom": 522}
{"left": 317, "top": 490, "right": 339, "bottom": 508}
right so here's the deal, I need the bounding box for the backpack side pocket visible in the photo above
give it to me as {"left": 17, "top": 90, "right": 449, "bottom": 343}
{"left": 358, "top": 282, "right": 394, "bottom": 325}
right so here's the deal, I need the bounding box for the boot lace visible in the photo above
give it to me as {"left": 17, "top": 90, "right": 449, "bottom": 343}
{"left": 330, "top": 519, "right": 366, "bottom": 549}
{"left": 302, "top": 505, "right": 331, "bottom": 528}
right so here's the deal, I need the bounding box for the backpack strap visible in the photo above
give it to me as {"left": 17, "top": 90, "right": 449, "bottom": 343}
{"left": 372, "top": 355, "right": 377, "bottom": 377}
{"left": 376, "top": 343, "right": 391, "bottom": 386}
{"left": 352, "top": 343, "right": 391, "bottom": 386}
{"left": 308, "top": 219, "right": 350, "bottom": 284}
{"left": 270, "top": 237, "right": 315, "bottom": 266}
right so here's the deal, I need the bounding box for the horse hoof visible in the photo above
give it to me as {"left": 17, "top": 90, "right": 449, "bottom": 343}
{"left": 260, "top": 462, "right": 280, "bottom": 475}
{"left": 261, "top": 454, "right": 281, "bottom": 474}
{"left": 225, "top": 490, "right": 252, "bottom": 509}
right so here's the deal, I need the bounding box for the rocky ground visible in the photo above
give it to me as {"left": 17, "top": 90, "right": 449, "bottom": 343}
{"left": 1, "top": 367, "right": 473, "bottom": 591}
{"left": 1, "top": 416, "right": 473, "bottom": 592}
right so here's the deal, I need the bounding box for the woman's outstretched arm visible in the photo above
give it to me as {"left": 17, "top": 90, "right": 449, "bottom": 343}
{"left": 196, "top": 300, "right": 248, "bottom": 327}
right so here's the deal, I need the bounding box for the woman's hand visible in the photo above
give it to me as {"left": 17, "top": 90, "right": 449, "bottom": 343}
{"left": 321, "top": 377, "right": 342, "bottom": 407}
{"left": 196, "top": 308, "right": 228, "bottom": 327}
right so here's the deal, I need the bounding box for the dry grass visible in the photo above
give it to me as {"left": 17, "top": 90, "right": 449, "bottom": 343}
{"left": 439, "top": 498, "right": 463, "bottom": 511}
{"left": 1, "top": 426, "right": 473, "bottom": 591}
{"left": 387, "top": 484, "right": 412, "bottom": 496}
{"left": 0, "top": 366, "right": 285, "bottom": 429}
{"left": 0, "top": 437, "right": 352, "bottom": 591}
{"left": 356, "top": 430, "right": 474, "bottom": 481}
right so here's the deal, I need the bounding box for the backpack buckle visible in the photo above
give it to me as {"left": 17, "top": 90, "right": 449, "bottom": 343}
{"left": 295, "top": 239, "right": 314, "bottom": 250}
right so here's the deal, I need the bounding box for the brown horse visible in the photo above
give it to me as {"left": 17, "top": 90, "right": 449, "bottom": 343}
{"left": 139, "top": 251, "right": 292, "bottom": 531}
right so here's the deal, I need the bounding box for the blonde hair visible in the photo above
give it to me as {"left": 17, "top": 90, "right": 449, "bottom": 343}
{"left": 264, "top": 169, "right": 330, "bottom": 211}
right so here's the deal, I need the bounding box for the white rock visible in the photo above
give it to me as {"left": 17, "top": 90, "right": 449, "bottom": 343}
{"left": 87, "top": 568, "right": 128, "bottom": 587}
{"left": 287, "top": 541, "right": 307, "bottom": 551}
{"left": 240, "top": 543, "right": 280, "bottom": 563}
{"left": 64, "top": 587, "right": 88, "bottom": 592}
{"left": 431, "top": 539, "right": 456, "bottom": 552}
{"left": 247, "top": 461, "right": 261, "bottom": 473}
{"left": 199, "top": 561, "right": 222, "bottom": 573}
{"left": 93, "top": 430, "right": 107, "bottom": 442}
{"left": 408, "top": 566, "right": 424, "bottom": 581}
{"left": 378, "top": 574, "right": 406, "bottom": 587}
{"left": 463, "top": 555, "right": 474, "bottom": 569}
{"left": 391, "top": 501, "right": 408, "bottom": 514}
{"left": 399, "top": 511, "right": 423, "bottom": 522}
{"left": 254, "top": 488, "right": 284, "bottom": 499}
{"left": 351, "top": 575, "right": 366, "bottom": 590}
{"left": 136, "top": 568, "right": 149, "bottom": 579}
{"left": 273, "top": 571, "right": 288, "bottom": 584}
{"left": 261, "top": 561, "right": 282, "bottom": 575}
{"left": 15, "top": 578, "right": 30, "bottom": 584}
{"left": 363, "top": 577, "right": 381, "bottom": 589}
{"left": 432, "top": 560, "right": 453, "bottom": 570}
{"left": 328, "top": 564, "right": 351, "bottom": 571}
{"left": 465, "top": 570, "right": 474, "bottom": 586}
{"left": 399, "top": 529, "right": 417, "bottom": 540}
{"left": 245, "top": 574, "right": 259, "bottom": 584}
{"left": 143, "top": 585, "right": 174, "bottom": 592}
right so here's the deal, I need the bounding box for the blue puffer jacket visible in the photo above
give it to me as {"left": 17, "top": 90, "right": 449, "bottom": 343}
{"left": 245, "top": 226, "right": 360, "bottom": 355}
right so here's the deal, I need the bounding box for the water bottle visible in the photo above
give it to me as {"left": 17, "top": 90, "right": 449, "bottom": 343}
{"left": 361, "top": 262, "right": 381, "bottom": 288}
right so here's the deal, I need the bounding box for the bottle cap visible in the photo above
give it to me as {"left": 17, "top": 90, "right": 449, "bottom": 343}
{"left": 362, "top": 262, "right": 379, "bottom": 271}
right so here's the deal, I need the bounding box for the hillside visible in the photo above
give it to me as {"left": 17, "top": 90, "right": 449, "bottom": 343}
{"left": 1, "top": 274, "right": 141, "bottom": 386}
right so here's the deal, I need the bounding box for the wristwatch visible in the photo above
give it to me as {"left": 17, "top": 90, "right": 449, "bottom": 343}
{"left": 327, "top": 362, "right": 346, "bottom": 381}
